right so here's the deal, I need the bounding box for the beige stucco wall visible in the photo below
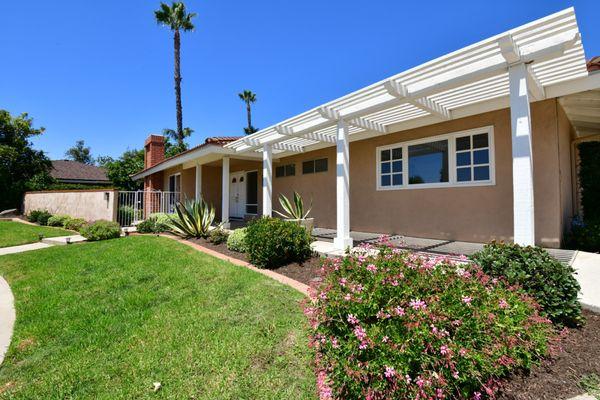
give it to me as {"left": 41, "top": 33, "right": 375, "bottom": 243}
{"left": 557, "top": 103, "right": 575, "bottom": 236}
{"left": 24, "top": 190, "right": 118, "bottom": 222}
{"left": 165, "top": 99, "right": 574, "bottom": 247}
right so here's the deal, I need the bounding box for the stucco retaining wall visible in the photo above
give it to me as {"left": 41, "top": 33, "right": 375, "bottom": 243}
{"left": 23, "top": 190, "right": 118, "bottom": 222}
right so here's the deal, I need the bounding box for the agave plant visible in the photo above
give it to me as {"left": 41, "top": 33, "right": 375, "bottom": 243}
{"left": 168, "top": 198, "right": 216, "bottom": 238}
{"left": 274, "top": 191, "right": 312, "bottom": 220}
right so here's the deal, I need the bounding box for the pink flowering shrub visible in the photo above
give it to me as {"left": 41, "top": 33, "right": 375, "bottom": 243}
{"left": 305, "top": 244, "right": 553, "bottom": 400}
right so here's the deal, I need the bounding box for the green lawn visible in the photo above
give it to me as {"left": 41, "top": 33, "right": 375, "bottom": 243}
{"left": 0, "top": 236, "right": 315, "bottom": 399}
{"left": 0, "top": 221, "right": 73, "bottom": 248}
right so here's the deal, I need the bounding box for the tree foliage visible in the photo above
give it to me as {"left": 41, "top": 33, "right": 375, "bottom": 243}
{"left": 163, "top": 128, "right": 192, "bottom": 158}
{"left": 98, "top": 149, "right": 144, "bottom": 191}
{"left": 65, "top": 140, "right": 93, "bottom": 165}
{"left": 238, "top": 90, "right": 258, "bottom": 134}
{"left": 0, "top": 110, "right": 51, "bottom": 211}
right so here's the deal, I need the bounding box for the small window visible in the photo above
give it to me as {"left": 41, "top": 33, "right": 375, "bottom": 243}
{"left": 379, "top": 147, "right": 402, "bottom": 188}
{"left": 276, "top": 163, "right": 295, "bottom": 178}
{"left": 455, "top": 132, "right": 491, "bottom": 183}
{"left": 302, "top": 158, "right": 328, "bottom": 174}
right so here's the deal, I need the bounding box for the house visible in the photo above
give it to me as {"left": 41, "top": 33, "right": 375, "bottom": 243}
{"left": 132, "top": 8, "right": 600, "bottom": 250}
{"left": 50, "top": 160, "right": 111, "bottom": 186}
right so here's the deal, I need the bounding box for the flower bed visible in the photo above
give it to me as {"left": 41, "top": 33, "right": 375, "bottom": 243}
{"left": 305, "top": 244, "right": 555, "bottom": 400}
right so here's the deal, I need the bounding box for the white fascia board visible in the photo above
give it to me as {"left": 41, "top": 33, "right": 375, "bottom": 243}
{"left": 131, "top": 145, "right": 260, "bottom": 180}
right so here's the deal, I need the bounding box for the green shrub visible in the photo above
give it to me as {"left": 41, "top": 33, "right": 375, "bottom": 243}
{"left": 227, "top": 228, "right": 248, "bottom": 252}
{"left": 168, "top": 199, "right": 215, "bottom": 239}
{"left": 245, "top": 217, "right": 312, "bottom": 268}
{"left": 27, "top": 209, "right": 45, "bottom": 223}
{"left": 307, "top": 245, "right": 553, "bottom": 400}
{"left": 64, "top": 218, "right": 87, "bottom": 232}
{"left": 35, "top": 211, "right": 53, "bottom": 226}
{"left": 136, "top": 218, "right": 157, "bottom": 233}
{"left": 470, "top": 241, "right": 583, "bottom": 327}
{"left": 47, "top": 215, "right": 70, "bottom": 227}
{"left": 209, "top": 228, "right": 229, "bottom": 245}
{"left": 80, "top": 220, "right": 121, "bottom": 241}
{"left": 567, "top": 217, "right": 600, "bottom": 253}
{"left": 137, "top": 213, "right": 172, "bottom": 234}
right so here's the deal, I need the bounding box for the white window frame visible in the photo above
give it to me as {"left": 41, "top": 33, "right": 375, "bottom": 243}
{"left": 375, "top": 126, "right": 495, "bottom": 191}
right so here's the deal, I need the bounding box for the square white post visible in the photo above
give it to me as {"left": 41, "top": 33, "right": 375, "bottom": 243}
{"left": 221, "top": 157, "right": 230, "bottom": 228}
{"left": 195, "top": 163, "right": 202, "bottom": 201}
{"left": 262, "top": 144, "right": 273, "bottom": 217}
{"left": 334, "top": 119, "right": 353, "bottom": 250}
{"left": 508, "top": 62, "right": 535, "bottom": 246}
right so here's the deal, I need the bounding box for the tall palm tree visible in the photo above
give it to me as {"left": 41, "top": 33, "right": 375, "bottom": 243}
{"left": 238, "top": 90, "right": 258, "bottom": 134}
{"left": 155, "top": 2, "right": 196, "bottom": 146}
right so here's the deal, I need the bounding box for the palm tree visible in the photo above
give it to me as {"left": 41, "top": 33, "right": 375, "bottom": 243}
{"left": 238, "top": 90, "right": 258, "bottom": 134}
{"left": 155, "top": 2, "right": 196, "bottom": 147}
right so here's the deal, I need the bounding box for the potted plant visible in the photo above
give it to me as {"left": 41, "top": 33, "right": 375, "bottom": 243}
{"left": 274, "top": 191, "right": 314, "bottom": 233}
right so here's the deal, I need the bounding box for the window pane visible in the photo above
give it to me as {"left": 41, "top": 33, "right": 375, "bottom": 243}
{"left": 408, "top": 140, "right": 449, "bottom": 184}
{"left": 456, "top": 152, "right": 471, "bottom": 166}
{"left": 474, "top": 166, "right": 490, "bottom": 181}
{"left": 275, "top": 166, "right": 285, "bottom": 177}
{"left": 315, "top": 158, "right": 328, "bottom": 172}
{"left": 381, "top": 162, "right": 391, "bottom": 174}
{"left": 392, "top": 147, "right": 402, "bottom": 160}
{"left": 457, "top": 167, "right": 471, "bottom": 182}
{"left": 381, "top": 175, "right": 391, "bottom": 187}
{"left": 392, "top": 173, "right": 403, "bottom": 186}
{"left": 473, "top": 149, "right": 489, "bottom": 165}
{"left": 285, "top": 164, "right": 295, "bottom": 176}
{"left": 392, "top": 160, "right": 402, "bottom": 173}
{"left": 456, "top": 136, "right": 470, "bottom": 151}
{"left": 381, "top": 149, "right": 391, "bottom": 161}
{"left": 246, "top": 171, "right": 258, "bottom": 204}
{"left": 473, "top": 133, "right": 488, "bottom": 149}
{"left": 302, "top": 161, "right": 314, "bottom": 174}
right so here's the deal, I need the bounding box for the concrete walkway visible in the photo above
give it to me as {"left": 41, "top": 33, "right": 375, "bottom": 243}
{"left": 0, "top": 242, "right": 53, "bottom": 256}
{"left": 0, "top": 276, "right": 15, "bottom": 365}
{"left": 572, "top": 251, "right": 600, "bottom": 313}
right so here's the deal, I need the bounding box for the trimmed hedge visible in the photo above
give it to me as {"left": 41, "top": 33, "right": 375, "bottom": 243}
{"left": 307, "top": 245, "right": 553, "bottom": 399}
{"left": 470, "top": 241, "right": 583, "bottom": 327}
{"left": 209, "top": 228, "right": 229, "bottom": 245}
{"left": 245, "top": 217, "right": 312, "bottom": 268}
{"left": 47, "top": 215, "right": 70, "bottom": 227}
{"left": 80, "top": 220, "right": 121, "bottom": 241}
{"left": 27, "top": 210, "right": 52, "bottom": 225}
{"left": 64, "top": 218, "right": 86, "bottom": 232}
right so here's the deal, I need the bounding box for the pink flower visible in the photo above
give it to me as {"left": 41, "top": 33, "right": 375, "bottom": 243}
{"left": 452, "top": 371, "right": 460, "bottom": 379}
{"left": 462, "top": 296, "right": 472, "bottom": 305}
{"left": 405, "top": 374, "right": 412, "bottom": 384}
{"left": 384, "top": 366, "right": 396, "bottom": 378}
{"left": 392, "top": 306, "right": 405, "bottom": 316}
{"left": 366, "top": 263, "right": 378, "bottom": 273}
{"left": 359, "top": 341, "right": 368, "bottom": 350}
{"left": 344, "top": 293, "right": 352, "bottom": 301}
{"left": 347, "top": 314, "right": 359, "bottom": 325}
{"left": 499, "top": 299, "right": 509, "bottom": 309}
{"left": 473, "top": 392, "right": 482, "bottom": 400}
{"left": 440, "top": 345, "right": 449, "bottom": 355}
{"left": 382, "top": 336, "right": 389, "bottom": 343}
{"left": 409, "top": 299, "right": 427, "bottom": 310}
{"left": 459, "top": 348, "right": 468, "bottom": 357}
{"left": 353, "top": 325, "right": 367, "bottom": 341}
{"left": 338, "top": 278, "right": 347, "bottom": 287}
{"left": 416, "top": 377, "right": 425, "bottom": 388}
{"left": 331, "top": 337, "right": 340, "bottom": 348}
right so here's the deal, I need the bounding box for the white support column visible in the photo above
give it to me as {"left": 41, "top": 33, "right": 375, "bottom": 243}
{"left": 334, "top": 119, "right": 353, "bottom": 250}
{"left": 221, "top": 157, "right": 230, "bottom": 228}
{"left": 508, "top": 62, "right": 535, "bottom": 246}
{"left": 262, "top": 144, "right": 273, "bottom": 217}
{"left": 195, "top": 163, "right": 202, "bottom": 201}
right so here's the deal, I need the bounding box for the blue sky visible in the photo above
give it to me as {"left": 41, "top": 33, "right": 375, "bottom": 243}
{"left": 2, "top": 0, "right": 599, "bottom": 160}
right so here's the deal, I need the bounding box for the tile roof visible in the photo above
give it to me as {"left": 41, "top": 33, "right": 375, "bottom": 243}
{"left": 50, "top": 160, "right": 110, "bottom": 183}
{"left": 588, "top": 56, "right": 600, "bottom": 72}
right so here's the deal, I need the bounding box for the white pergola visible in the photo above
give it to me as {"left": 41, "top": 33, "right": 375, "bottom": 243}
{"left": 225, "top": 8, "right": 599, "bottom": 249}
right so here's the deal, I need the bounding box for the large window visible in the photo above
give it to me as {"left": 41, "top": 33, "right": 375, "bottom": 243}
{"left": 302, "top": 158, "right": 328, "bottom": 174}
{"left": 376, "top": 127, "right": 494, "bottom": 190}
{"left": 246, "top": 171, "right": 258, "bottom": 214}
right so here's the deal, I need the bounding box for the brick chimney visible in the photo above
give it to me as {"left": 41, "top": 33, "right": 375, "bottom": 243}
{"left": 144, "top": 134, "right": 165, "bottom": 169}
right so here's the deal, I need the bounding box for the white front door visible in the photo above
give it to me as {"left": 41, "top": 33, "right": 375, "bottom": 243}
{"left": 229, "top": 171, "right": 246, "bottom": 219}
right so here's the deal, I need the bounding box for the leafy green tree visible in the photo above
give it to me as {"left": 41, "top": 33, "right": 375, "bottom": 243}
{"left": 155, "top": 1, "right": 196, "bottom": 147}
{"left": 238, "top": 90, "right": 258, "bottom": 134}
{"left": 65, "top": 140, "right": 93, "bottom": 164}
{"left": 98, "top": 149, "right": 145, "bottom": 191}
{"left": 0, "top": 110, "right": 51, "bottom": 210}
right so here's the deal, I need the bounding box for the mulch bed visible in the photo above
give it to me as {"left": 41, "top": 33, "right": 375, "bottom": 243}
{"left": 184, "top": 236, "right": 600, "bottom": 399}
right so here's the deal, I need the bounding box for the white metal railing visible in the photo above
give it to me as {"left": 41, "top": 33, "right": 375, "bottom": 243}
{"left": 117, "top": 190, "right": 181, "bottom": 227}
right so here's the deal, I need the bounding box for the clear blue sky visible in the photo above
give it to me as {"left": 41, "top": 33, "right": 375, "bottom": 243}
{"left": 1, "top": 0, "right": 599, "bottom": 160}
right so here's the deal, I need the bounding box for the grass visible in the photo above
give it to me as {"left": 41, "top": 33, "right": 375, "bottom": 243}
{"left": 0, "top": 236, "right": 315, "bottom": 399}
{"left": 0, "top": 221, "right": 73, "bottom": 248}
{"left": 580, "top": 374, "right": 600, "bottom": 399}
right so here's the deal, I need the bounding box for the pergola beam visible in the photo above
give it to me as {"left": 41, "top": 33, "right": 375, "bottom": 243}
{"left": 317, "top": 107, "right": 388, "bottom": 133}
{"left": 383, "top": 81, "right": 451, "bottom": 120}
{"left": 242, "top": 137, "right": 304, "bottom": 153}
{"left": 499, "top": 34, "right": 547, "bottom": 101}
